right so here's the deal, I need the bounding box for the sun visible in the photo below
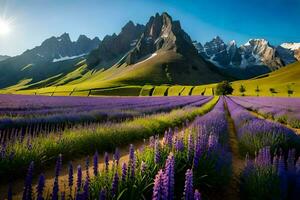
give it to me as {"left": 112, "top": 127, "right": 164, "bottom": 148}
{"left": 0, "top": 18, "right": 11, "bottom": 36}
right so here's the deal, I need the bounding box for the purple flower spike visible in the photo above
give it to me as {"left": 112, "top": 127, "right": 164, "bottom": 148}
{"left": 55, "top": 154, "right": 62, "bottom": 178}
{"left": 93, "top": 151, "right": 99, "bottom": 176}
{"left": 121, "top": 162, "right": 127, "bottom": 182}
{"left": 183, "top": 169, "right": 193, "bottom": 200}
{"left": 22, "top": 161, "right": 34, "bottom": 200}
{"left": 164, "top": 153, "right": 175, "bottom": 200}
{"left": 194, "top": 189, "right": 201, "bottom": 200}
{"left": 36, "top": 174, "right": 45, "bottom": 200}
{"left": 152, "top": 169, "right": 167, "bottom": 200}
{"left": 76, "top": 165, "right": 82, "bottom": 193}
{"left": 128, "top": 144, "right": 136, "bottom": 178}
{"left": 99, "top": 189, "right": 106, "bottom": 200}
{"left": 83, "top": 178, "right": 89, "bottom": 199}
{"left": 115, "top": 148, "right": 120, "bottom": 166}
{"left": 68, "top": 162, "right": 74, "bottom": 190}
{"left": 111, "top": 172, "right": 119, "bottom": 197}
{"left": 52, "top": 178, "right": 59, "bottom": 200}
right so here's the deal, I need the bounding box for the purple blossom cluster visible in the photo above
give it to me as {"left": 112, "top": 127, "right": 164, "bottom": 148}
{"left": 225, "top": 96, "right": 299, "bottom": 155}
{"left": 231, "top": 96, "right": 300, "bottom": 128}
{"left": 8, "top": 96, "right": 228, "bottom": 200}
{"left": 242, "top": 146, "right": 300, "bottom": 199}
{"left": 0, "top": 95, "right": 210, "bottom": 146}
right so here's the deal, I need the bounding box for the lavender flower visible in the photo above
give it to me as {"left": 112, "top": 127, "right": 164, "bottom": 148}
{"left": 83, "top": 178, "right": 89, "bottom": 199}
{"left": 164, "top": 153, "right": 175, "bottom": 200}
{"left": 183, "top": 169, "right": 193, "bottom": 200}
{"left": 52, "top": 178, "right": 59, "bottom": 200}
{"left": 99, "top": 189, "right": 106, "bottom": 200}
{"left": 111, "top": 172, "right": 119, "bottom": 197}
{"left": 68, "top": 162, "right": 74, "bottom": 191}
{"left": 93, "top": 151, "right": 99, "bottom": 176}
{"left": 175, "top": 137, "right": 184, "bottom": 152}
{"left": 128, "top": 144, "right": 136, "bottom": 178}
{"left": 115, "top": 148, "right": 120, "bottom": 166}
{"left": 194, "top": 189, "right": 201, "bottom": 200}
{"left": 36, "top": 174, "right": 45, "bottom": 200}
{"left": 154, "top": 139, "right": 160, "bottom": 164}
{"left": 55, "top": 154, "right": 62, "bottom": 178}
{"left": 152, "top": 169, "right": 167, "bottom": 200}
{"left": 22, "top": 161, "right": 34, "bottom": 200}
{"left": 121, "top": 163, "right": 127, "bottom": 182}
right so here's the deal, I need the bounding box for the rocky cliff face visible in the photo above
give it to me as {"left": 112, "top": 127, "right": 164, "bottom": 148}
{"left": 123, "top": 12, "right": 198, "bottom": 65}
{"left": 276, "top": 43, "right": 300, "bottom": 65}
{"left": 195, "top": 37, "right": 291, "bottom": 71}
{"left": 87, "top": 21, "right": 145, "bottom": 68}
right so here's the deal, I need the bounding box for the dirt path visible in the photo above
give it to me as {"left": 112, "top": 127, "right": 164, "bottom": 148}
{"left": 223, "top": 100, "right": 244, "bottom": 200}
{"left": 249, "top": 110, "right": 300, "bottom": 135}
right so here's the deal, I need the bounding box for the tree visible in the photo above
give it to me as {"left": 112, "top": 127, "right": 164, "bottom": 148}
{"left": 255, "top": 85, "right": 260, "bottom": 96}
{"left": 287, "top": 85, "right": 294, "bottom": 97}
{"left": 215, "top": 81, "right": 234, "bottom": 95}
{"left": 269, "top": 88, "right": 277, "bottom": 96}
{"left": 239, "top": 84, "right": 246, "bottom": 96}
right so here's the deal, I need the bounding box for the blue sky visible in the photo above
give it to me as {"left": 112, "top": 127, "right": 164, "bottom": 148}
{"left": 0, "top": 0, "right": 299, "bottom": 56}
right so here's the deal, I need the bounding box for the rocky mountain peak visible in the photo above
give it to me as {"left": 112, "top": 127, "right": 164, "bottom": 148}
{"left": 123, "top": 12, "right": 198, "bottom": 65}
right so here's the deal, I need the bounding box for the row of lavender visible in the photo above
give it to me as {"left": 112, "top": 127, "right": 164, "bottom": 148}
{"left": 0, "top": 95, "right": 211, "bottom": 144}
{"left": 231, "top": 96, "right": 300, "bottom": 128}
{"left": 225, "top": 97, "right": 300, "bottom": 199}
{"left": 11, "top": 97, "right": 231, "bottom": 200}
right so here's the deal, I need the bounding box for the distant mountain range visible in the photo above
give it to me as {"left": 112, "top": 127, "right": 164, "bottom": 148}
{"left": 0, "top": 12, "right": 299, "bottom": 91}
{"left": 193, "top": 38, "right": 300, "bottom": 78}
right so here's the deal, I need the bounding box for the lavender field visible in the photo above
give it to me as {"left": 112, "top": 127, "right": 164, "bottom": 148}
{"left": 0, "top": 95, "right": 300, "bottom": 200}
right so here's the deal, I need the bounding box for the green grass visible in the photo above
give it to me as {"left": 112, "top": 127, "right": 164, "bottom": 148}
{"left": 180, "top": 86, "right": 194, "bottom": 96}
{"left": 152, "top": 85, "right": 170, "bottom": 96}
{"left": 230, "top": 62, "right": 300, "bottom": 97}
{"left": 0, "top": 97, "right": 219, "bottom": 180}
{"left": 90, "top": 86, "right": 142, "bottom": 96}
{"left": 168, "top": 85, "right": 185, "bottom": 96}
{"left": 139, "top": 85, "right": 154, "bottom": 96}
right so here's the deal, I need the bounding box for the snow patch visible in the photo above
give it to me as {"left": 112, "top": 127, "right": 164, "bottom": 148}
{"left": 280, "top": 43, "right": 300, "bottom": 50}
{"left": 52, "top": 54, "right": 86, "bottom": 63}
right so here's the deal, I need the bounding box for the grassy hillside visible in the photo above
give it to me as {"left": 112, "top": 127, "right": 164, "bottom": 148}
{"left": 230, "top": 61, "right": 300, "bottom": 97}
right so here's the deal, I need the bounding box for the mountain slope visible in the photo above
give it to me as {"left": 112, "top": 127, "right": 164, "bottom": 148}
{"left": 230, "top": 61, "right": 300, "bottom": 96}
{"left": 0, "top": 55, "right": 10, "bottom": 62}
{"left": 0, "top": 33, "right": 100, "bottom": 88}
{"left": 83, "top": 12, "right": 227, "bottom": 86}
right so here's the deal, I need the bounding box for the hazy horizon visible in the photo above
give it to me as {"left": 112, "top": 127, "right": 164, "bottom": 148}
{"left": 0, "top": 0, "right": 299, "bottom": 56}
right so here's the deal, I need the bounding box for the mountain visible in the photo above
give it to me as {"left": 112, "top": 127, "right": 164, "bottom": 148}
{"left": 0, "top": 33, "right": 100, "bottom": 88}
{"left": 276, "top": 43, "right": 300, "bottom": 64}
{"left": 107, "top": 12, "right": 226, "bottom": 84}
{"left": 87, "top": 21, "right": 145, "bottom": 69}
{"left": 193, "top": 37, "right": 300, "bottom": 79}
{"left": 0, "top": 55, "right": 10, "bottom": 62}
